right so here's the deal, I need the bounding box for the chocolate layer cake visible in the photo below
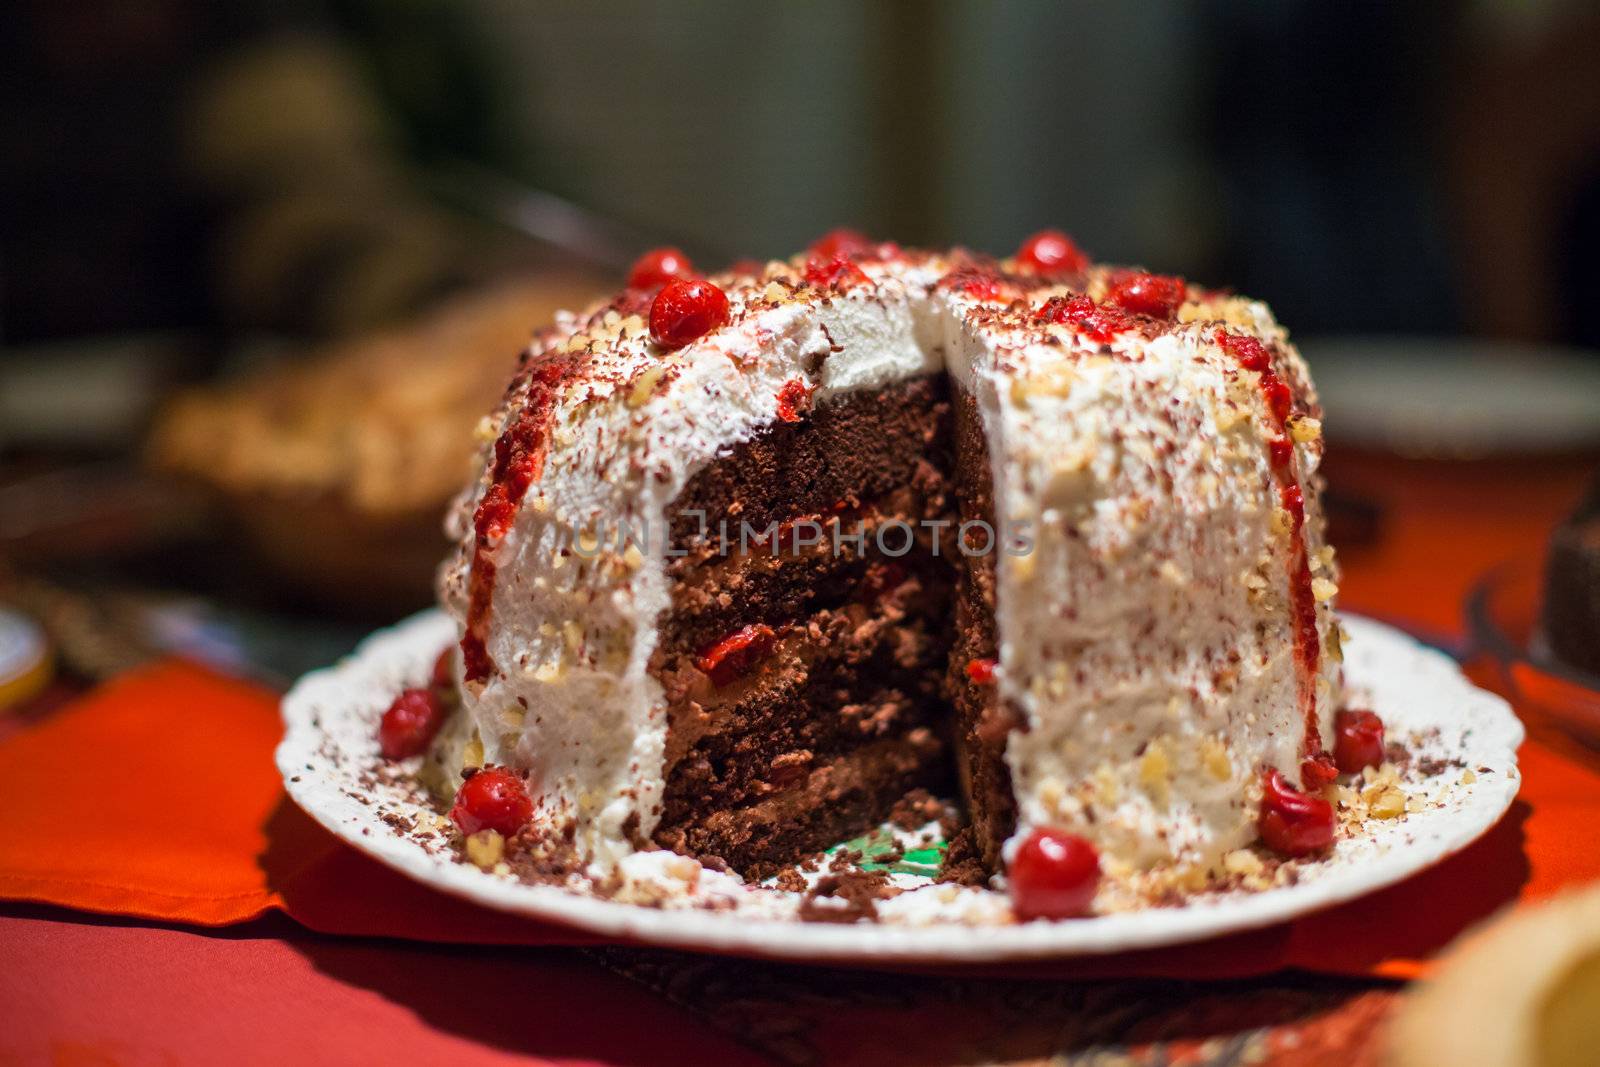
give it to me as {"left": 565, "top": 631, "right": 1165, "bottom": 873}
{"left": 428, "top": 233, "right": 1343, "bottom": 892}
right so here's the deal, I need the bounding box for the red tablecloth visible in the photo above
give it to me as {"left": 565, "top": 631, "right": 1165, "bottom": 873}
{"left": 4, "top": 655, "right": 1600, "bottom": 986}
{"left": 0, "top": 910, "right": 766, "bottom": 1067}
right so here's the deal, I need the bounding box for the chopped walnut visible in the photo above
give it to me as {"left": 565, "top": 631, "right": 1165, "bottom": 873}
{"left": 465, "top": 829, "right": 504, "bottom": 869}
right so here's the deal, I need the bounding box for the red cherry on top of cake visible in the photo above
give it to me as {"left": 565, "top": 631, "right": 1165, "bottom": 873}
{"left": 1107, "top": 271, "right": 1187, "bottom": 319}
{"left": 1258, "top": 768, "right": 1336, "bottom": 857}
{"left": 1334, "top": 709, "right": 1386, "bottom": 774}
{"left": 1034, "top": 293, "right": 1133, "bottom": 344}
{"left": 943, "top": 269, "right": 1004, "bottom": 301}
{"left": 1008, "top": 827, "right": 1101, "bottom": 920}
{"left": 649, "top": 278, "right": 731, "bottom": 349}
{"left": 1015, "top": 229, "right": 1088, "bottom": 275}
{"left": 378, "top": 687, "right": 448, "bottom": 760}
{"left": 804, "top": 253, "right": 871, "bottom": 291}
{"left": 450, "top": 766, "right": 533, "bottom": 837}
{"left": 627, "top": 247, "right": 696, "bottom": 290}
{"left": 809, "top": 227, "right": 873, "bottom": 261}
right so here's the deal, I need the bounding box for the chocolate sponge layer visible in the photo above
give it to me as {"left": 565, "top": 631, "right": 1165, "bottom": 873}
{"left": 650, "top": 376, "right": 965, "bottom": 877}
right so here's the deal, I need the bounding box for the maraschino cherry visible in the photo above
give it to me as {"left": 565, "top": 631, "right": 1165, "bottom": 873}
{"left": 1334, "top": 709, "right": 1386, "bottom": 774}
{"left": 450, "top": 766, "right": 533, "bottom": 837}
{"left": 1008, "top": 827, "right": 1101, "bottom": 919}
{"left": 378, "top": 688, "right": 447, "bottom": 760}
{"left": 1108, "top": 271, "right": 1187, "bottom": 319}
{"left": 649, "top": 278, "right": 731, "bottom": 349}
{"left": 1034, "top": 294, "right": 1133, "bottom": 343}
{"left": 945, "top": 270, "right": 1003, "bottom": 301}
{"left": 627, "top": 247, "right": 695, "bottom": 290}
{"left": 809, "top": 227, "right": 872, "bottom": 261}
{"left": 1015, "top": 229, "right": 1088, "bottom": 275}
{"left": 804, "top": 253, "right": 870, "bottom": 290}
{"left": 1258, "top": 768, "right": 1335, "bottom": 857}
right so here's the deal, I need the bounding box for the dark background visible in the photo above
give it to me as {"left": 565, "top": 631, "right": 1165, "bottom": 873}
{"left": 2, "top": 0, "right": 1599, "bottom": 669}
{"left": 6, "top": 0, "right": 1600, "bottom": 353}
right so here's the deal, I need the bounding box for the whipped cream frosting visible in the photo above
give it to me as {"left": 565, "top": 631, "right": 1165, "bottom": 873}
{"left": 435, "top": 247, "right": 1340, "bottom": 878}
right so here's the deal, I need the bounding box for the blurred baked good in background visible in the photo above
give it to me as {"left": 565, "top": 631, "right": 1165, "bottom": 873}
{"left": 146, "top": 273, "right": 603, "bottom": 614}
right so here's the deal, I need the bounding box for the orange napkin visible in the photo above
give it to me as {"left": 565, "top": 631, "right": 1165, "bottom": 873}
{"left": 4, "top": 657, "right": 1600, "bottom": 978}
{"left": 0, "top": 659, "right": 594, "bottom": 945}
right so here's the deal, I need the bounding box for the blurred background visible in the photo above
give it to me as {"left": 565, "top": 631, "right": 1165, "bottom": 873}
{"left": 3, "top": 0, "right": 1600, "bottom": 693}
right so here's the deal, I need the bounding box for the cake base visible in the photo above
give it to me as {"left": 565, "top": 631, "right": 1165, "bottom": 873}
{"left": 279, "top": 611, "right": 1524, "bottom": 962}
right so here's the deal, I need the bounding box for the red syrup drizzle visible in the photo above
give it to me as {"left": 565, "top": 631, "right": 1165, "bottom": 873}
{"left": 775, "top": 378, "right": 814, "bottom": 422}
{"left": 1216, "top": 329, "right": 1330, "bottom": 784}
{"left": 461, "top": 353, "right": 584, "bottom": 684}
{"left": 696, "top": 624, "right": 778, "bottom": 687}
{"left": 939, "top": 267, "right": 1005, "bottom": 301}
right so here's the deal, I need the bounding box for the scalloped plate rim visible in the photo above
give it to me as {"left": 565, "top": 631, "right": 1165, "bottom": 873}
{"left": 277, "top": 613, "right": 1524, "bottom": 964}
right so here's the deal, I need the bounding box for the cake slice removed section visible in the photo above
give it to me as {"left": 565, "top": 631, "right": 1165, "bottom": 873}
{"left": 648, "top": 376, "right": 957, "bottom": 876}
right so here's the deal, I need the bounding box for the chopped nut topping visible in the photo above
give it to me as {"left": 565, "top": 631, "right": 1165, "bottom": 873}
{"left": 627, "top": 365, "right": 667, "bottom": 408}
{"left": 661, "top": 855, "right": 702, "bottom": 889}
{"left": 1093, "top": 763, "right": 1121, "bottom": 805}
{"left": 1367, "top": 787, "right": 1406, "bottom": 819}
{"left": 465, "top": 829, "right": 504, "bottom": 869}
{"left": 1139, "top": 741, "right": 1172, "bottom": 806}
{"left": 1201, "top": 737, "right": 1232, "bottom": 782}
{"left": 1289, "top": 416, "right": 1322, "bottom": 443}
{"left": 1223, "top": 848, "right": 1264, "bottom": 876}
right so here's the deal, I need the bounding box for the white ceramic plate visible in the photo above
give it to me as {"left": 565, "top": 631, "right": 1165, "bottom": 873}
{"left": 278, "top": 613, "right": 1523, "bottom": 964}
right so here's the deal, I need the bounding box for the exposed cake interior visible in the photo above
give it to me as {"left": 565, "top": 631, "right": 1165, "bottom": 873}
{"left": 649, "top": 376, "right": 957, "bottom": 876}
